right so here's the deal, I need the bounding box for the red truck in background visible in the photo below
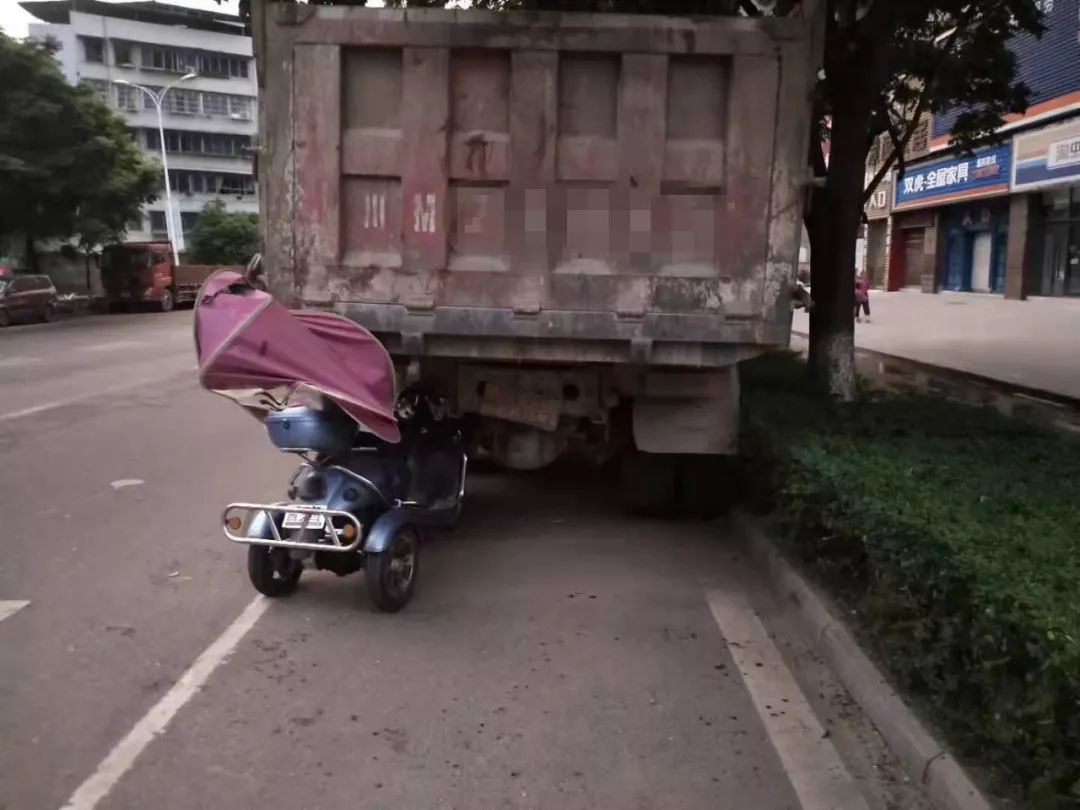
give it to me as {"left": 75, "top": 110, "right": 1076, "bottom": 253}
{"left": 100, "top": 242, "right": 227, "bottom": 312}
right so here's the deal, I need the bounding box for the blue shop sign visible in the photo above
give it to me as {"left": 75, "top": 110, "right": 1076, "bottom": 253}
{"left": 894, "top": 144, "right": 1012, "bottom": 209}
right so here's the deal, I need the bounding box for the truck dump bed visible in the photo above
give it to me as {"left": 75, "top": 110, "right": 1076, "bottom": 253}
{"left": 254, "top": 4, "right": 819, "bottom": 367}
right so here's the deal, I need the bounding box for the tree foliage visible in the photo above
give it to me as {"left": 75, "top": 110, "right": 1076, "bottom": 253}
{"left": 186, "top": 200, "right": 261, "bottom": 265}
{"left": 0, "top": 33, "right": 159, "bottom": 266}
{"left": 71, "top": 87, "right": 162, "bottom": 254}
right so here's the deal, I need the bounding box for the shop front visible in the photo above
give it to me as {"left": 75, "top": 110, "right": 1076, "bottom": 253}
{"left": 890, "top": 143, "right": 1012, "bottom": 293}
{"left": 1012, "top": 118, "right": 1080, "bottom": 297}
{"left": 887, "top": 209, "right": 934, "bottom": 291}
{"left": 939, "top": 201, "right": 1010, "bottom": 293}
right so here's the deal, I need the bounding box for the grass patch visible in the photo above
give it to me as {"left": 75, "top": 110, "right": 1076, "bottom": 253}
{"left": 741, "top": 351, "right": 1080, "bottom": 808}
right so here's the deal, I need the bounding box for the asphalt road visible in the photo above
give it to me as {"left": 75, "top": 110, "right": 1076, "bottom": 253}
{"left": 0, "top": 312, "right": 928, "bottom": 810}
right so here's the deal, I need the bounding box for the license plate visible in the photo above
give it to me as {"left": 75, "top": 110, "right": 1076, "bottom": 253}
{"left": 282, "top": 512, "right": 325, "bottom": 530}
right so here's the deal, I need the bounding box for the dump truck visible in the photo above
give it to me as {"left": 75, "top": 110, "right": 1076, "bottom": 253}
{"left": 251, "top": 2, "right": 822, "bottom": 512}
{"left": 101, "top": 242, "right": 224, "bottom": 311}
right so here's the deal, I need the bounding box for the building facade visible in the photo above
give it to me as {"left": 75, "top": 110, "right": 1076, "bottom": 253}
{"left": 870, "top": 0, "right": 1080, "bottom": 298}
{"left": 22, "top": 0, "right": 257, "bottom": 249}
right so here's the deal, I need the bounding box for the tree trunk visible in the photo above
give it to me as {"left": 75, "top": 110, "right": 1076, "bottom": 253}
{"left": 805, "top": 104, "right": 872, "bottom": 401}
{"left": 23, "top": 233, "right": 38, "bottom": 273}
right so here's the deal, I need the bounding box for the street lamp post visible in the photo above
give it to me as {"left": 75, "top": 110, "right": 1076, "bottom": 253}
{"left": 114, "top": 73, "right": 196, "bottom": 266}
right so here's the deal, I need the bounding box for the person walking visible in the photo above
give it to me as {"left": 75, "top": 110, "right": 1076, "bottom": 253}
{"left": 854, "top": 270, "right": 870, "bottom": 323}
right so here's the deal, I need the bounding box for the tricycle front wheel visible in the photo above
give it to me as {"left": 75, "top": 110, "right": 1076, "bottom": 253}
{"left": 247, "top": 545, "right": 302, "bottom": 597}
{"left": 365, "top": 526, "right": 419, "bottom": 613}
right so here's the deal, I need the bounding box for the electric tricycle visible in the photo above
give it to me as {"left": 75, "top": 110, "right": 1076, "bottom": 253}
{"left": 194, "top": 268, "right": 465, "bottom": 612}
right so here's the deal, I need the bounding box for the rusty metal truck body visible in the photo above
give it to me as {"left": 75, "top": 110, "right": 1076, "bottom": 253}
{"left": 252, "top": 3, "right": 820, "bottom": 481}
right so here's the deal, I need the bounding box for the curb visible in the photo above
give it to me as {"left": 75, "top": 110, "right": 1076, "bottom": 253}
{"left": 733, "top": 512, "right": 992, "bottom": 810}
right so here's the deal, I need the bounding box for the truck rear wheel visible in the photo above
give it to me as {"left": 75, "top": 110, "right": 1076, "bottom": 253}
{"left": 676, "top": 456, "right": 736, "bottom": 519}
{"left": 620, "top": 452, "right": 736, "bottom": 518}
{"left": 620, "top": 451, "right": 677, "bottom": 516}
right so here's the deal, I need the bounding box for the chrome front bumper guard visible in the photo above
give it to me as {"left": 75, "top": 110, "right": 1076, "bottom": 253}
{"left": 222, "top": 503, "right": 363, "bottom": 553}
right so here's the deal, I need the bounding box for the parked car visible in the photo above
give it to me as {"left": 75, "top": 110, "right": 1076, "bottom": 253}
{"left": 0, "top": 274, "right": 58, "bottom": 327}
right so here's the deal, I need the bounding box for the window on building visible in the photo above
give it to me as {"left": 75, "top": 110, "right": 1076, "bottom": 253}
{"left": 212, "top": 134, "right": 240, "bottom": 156}
{"left": 180, "top": 212, "right": 200, "bottom": 232}
{"left": 149, "top": 210, "right": 168, "bottom": 235}
{"left": 227, "top": 95, "right": 253, "bottom": 120}
{"left": 169, "top": 170, "right": 192, "bottom": 194}
{"left": 202, "top": 92, "right": 229, "bottom": 117}
{"left": 192, "top": 52, "right": 249, "bottom": 79}
{"left": 144, "top": 46, "right": 166, "bottom": 70}
{"left": 115, "top": 83, "right": 139, "bottom": 112}
{"left": 127, "top": 212, "right": 144, "bottom": 231}
{"left": 168, "top": 88, "right": 200, "bottom": 115}
{"left": 113, "top": 40, "right": 133, "bottom": 66}
{"left": 218, "top": 173, "right": 256, "bottom": 196}
{"left": 199, "top": 53, "right": 221, "bottom": 77}
{"left": 82, "top": 36, "right": 104, "bottom": 63}
{"left": 143, "top": 45, "right": 196, "bottom": 74}
{"left": 141, "top": 85, "right": 163, "bottom": 111}
{"left": 143, "top": 130, "right": 249, "bottom": 157}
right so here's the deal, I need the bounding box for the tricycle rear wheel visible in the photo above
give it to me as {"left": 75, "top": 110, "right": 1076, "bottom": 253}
{"left": 365, "top": 526, "right": 419, "bottom": 613}
{"left": 247, "top": 545, "right": 302, "bottom": 597}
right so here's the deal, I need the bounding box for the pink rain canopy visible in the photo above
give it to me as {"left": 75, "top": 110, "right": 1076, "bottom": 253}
{"left": 194, "top": 270, "right": 400, "bottom": 443}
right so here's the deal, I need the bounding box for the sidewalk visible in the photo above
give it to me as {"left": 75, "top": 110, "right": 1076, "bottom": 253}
{"left": 792, "top": 289, "right": 1080, "bottom": 401}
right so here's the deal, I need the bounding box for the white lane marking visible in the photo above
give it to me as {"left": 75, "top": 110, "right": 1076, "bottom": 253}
{"left": 0, "top": 357, "right": 41, "bottom": 369}
{"left": 707, "top": 590, "right": 870, "bottom": 810}
{"left": 0, "top": 371, "right": 186, "bottom": 424}
{"left": 109, "top": 479, "right": 145, "bottom": 490}
{"left": 60, "top": 596, "right": 268, "bottom": 810}
{"left": 0, "top": 600, "right": 31, "bottom": 622}
{"left": 79, "top": 341, "right": 143, "bottom": 353}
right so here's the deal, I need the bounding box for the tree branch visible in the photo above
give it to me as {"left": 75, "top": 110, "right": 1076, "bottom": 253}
{"left": 737, "top": 0, "right": 760, "bottom": 17}
{"left": 863, "top": 100, "right": 910, "bottom": 202}
{"left": 861, "top": 9, "right": 974, "bottom": 203}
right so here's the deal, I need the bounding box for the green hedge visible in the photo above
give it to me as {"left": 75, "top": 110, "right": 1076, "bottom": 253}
{"left": 740, "top": 352, "right": 1080, "bottom": 808}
